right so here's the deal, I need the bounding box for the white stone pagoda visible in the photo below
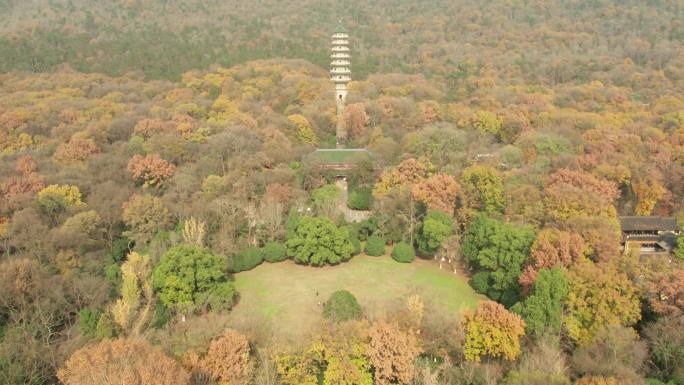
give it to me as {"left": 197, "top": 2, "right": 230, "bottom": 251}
{"left": 331, "top": 22, "right": 351, "bottom": 146}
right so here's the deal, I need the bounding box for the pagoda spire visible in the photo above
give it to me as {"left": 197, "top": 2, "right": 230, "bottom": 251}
{"left": 331, "top": 22, "right": 350, "bottom": 147}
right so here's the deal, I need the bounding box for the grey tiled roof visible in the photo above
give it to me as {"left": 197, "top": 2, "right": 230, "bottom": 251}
{"left": 619, "top": 216, "right": 678, "bottom": 232}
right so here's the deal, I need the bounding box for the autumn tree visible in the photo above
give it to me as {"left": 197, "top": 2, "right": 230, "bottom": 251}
{"left": 0, "top": 154, "right": 44, "bottom": 210}
{"left": 342, "top": 103, "right": 369, "bottom": 138}
{"left": 571, "top": 326, "right": 647, "bottom": 385}
{"left": 368, "top": 319, "right": 421, "bottom": 385}
{"left": 54, "top": 137, "right": 100, "bottom": 163}
{"left": 276, "top": 344, "right": 324, "bottom": 385}
{"left": 127, "top": 153, "right": 176, "bottom": 187}
{"left": 473, "top": 110, "right": 503, "bottom": 137}
{"left": 0, "top": 259, "right": 78, "bottom": 384}
{"left": 373, "top": 158, "right": 433, "bottom": 197}
{"left": 87, "top": 181, "right": 131, "bottom": 247}
{"left": 258, "top": 183, "right": 293, "bottom": 242}
{"left": 15, "top": 154, "right": 37, "bottom": 175}
{"left": 565, "top": 261, "right": 641, "bottom": 344}
{"left": 276, "top": 322, "right": 372, "bottom": 385}
{"left": 463, "top": 214, "right": 536, "bottom": 306}
{"left": 110, "top": 252, "right": 154, "bottom": 335}
{"left": 36, "top": 184, "right": 85, "bottom": 216}
{"left": 59, "top": 210, "right": 104, "bottom": 248}
{"left": 502, "top": 335, "right": 572, "bottom": 385}
{"left": 462, "top": 300, "right": 526, "bottom": 362}
{"left": 411, "top": 173, "right": 460, "bottom": 213}
{"left": 460, "top": 164, "right": 505, "bottom": 214}
{"left": 133, "top": 118, "right": 166, "bottom": 138}
{"left": 200, "top": 329, "right": 253, "bottom": 384}
{"left": 121, "top": 194, "right": 172, "bottom": 244}
{"left": 519, "top": 228, "right": 585, "bottom": 291}
{"left": 288, "top": 114, "right": 317, "bottom": 144}
{"left": 57, "top": 338, "right": 190, "bottom": 385}
{"left": 632, "top": 177, "right": 667, "bottom": 215}
{"left": 565, "top": 216, "right": 621, "bottom": 263}
{"left": 320, "top": 323, "right": 373, "bottom": 385}
{"left": 181, "top": 217, "right": 206, "bottom": 246}
{"left": 544, "top": 169, "right": 619, "bottom": 221}
{"left": 644, "top": 269, "right": 684, "bottom": 317}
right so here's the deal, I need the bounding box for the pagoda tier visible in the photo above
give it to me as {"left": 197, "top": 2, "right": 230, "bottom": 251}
{"left": 331, "top": 75, "right": 352, "bottom": 83}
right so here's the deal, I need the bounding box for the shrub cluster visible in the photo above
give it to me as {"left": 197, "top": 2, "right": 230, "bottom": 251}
{"left": 323, "top": 290, "right": 363, "bottom": 322}
{"left": 231, "top": 246, "right": 264, "bottom": 273}
{"left": 391, "top": 242, "right": 416, "bottom": 263}
{"left": 261, "top": 241, "right": 287, "bottom": 262}
{"left": 348, "top": 186, "right": 373, "bottom": 210}
{"left": 365, "top": 235, "right": 386, "bottom": 256}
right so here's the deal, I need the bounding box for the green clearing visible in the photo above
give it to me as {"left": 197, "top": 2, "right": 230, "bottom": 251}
{"left": 227, "top": 255, "right": 481, "bottom": 343}
{"left": 309, "top": 149, "right": 372, "bottom": 164}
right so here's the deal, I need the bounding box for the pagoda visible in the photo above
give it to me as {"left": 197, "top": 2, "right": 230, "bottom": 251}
{"left": 331, "top": 22, "right": 351, "bottom": 146}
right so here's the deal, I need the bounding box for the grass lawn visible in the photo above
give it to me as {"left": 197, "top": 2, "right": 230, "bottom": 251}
{"left": 227, "top": 255, "right": 482, "bottom": 344}
{"left": 309, "top": 148, "right": 372, "bottom": 164}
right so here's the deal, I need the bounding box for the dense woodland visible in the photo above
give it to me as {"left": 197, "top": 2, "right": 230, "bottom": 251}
{"left": 1, "top": 0, "right": 684, "bottom": 385}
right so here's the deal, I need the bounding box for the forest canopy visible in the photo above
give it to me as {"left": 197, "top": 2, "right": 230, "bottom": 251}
{"left": 1, "top": 1, "right": 684, "bottom": 385}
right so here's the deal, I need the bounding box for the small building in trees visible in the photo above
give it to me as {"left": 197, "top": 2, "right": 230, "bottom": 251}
{"left": 307, "top": 148, "right": 372, "bottom": 176}
{"left": 619, "top": 216, "right": 680, "bottom": 255}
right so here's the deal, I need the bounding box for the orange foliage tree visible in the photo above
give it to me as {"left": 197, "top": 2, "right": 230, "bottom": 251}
{"left": 0, "top": 156, "right": 45, "bottom": 211}
{"left": 368, "top": 319, "right": 421, "bottom": 385}
{"left": 645, "top": 269, "right": 684, "bottom": 317}
{"left": 519, "top": 228, "right": 585, "bottom": 291}
{"left": 373, "top": 158, "right": 433, "bottom": 197}
{"left": 133, "top": 118, "right": 166, "bottom": 138}
{"left": 15, "top": 155, "right": 37, "bottom": 175}
{"left": 54, "top": 138, "right": 100, "bottom": 163}
{"left": 411, "top": 173, "right": 460, "bottom": 214}
{"left": 127, "top": 154, "right": 176, "bottom": 187}
{"left": 342, "top": 103, "right": 369, "bottom": 138}
{"left": 200, "top": 329, "right": 253, "bottom": 384}
{"left": 544, "top": 169, "right": 619, "bottom": 221}
{"left": 57, "top": 338, "right": 190, "bottom": 385}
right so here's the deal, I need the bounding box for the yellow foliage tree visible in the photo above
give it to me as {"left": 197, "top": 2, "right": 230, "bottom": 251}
{"left": 288, "top": 114, "right": 317, "bottom": 144}
{"left": 473, "top": 110, "right": 503, "bottom": 136}
{"left": 462, "top": 300, "right": 526, "bottom": 362}
{"left": 110, "top": 252, "right": 154, "bottom": 336}
{"left": 276, "top": 343, "right": 324, "bottom": 385}
{"left": 36, "top": 184, "right": 86, "bottom": 215}
{"left": 632, "top": 178, "right": 666, "bottom": 215}
{"left": 565, "top": 261, "right": 641, "bottom": 345}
